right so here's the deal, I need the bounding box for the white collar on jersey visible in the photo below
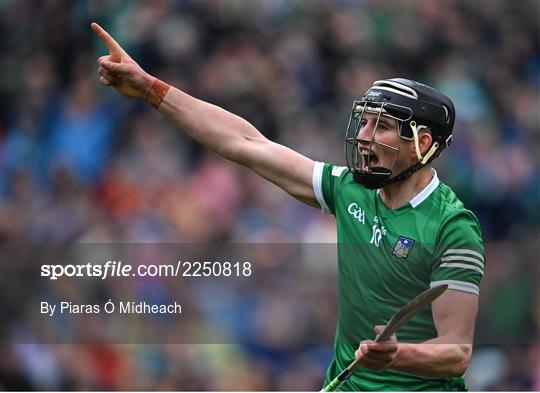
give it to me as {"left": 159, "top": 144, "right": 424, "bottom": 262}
{"left": 409, "top": 168, "right": 439, "bottom": 208}
{"left": 376, "top": 168, "right": 440, "bottom": 208}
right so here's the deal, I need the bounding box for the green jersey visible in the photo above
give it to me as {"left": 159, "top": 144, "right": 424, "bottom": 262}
{"left": 312, "top": 162, "right": 485, "bottom": 391}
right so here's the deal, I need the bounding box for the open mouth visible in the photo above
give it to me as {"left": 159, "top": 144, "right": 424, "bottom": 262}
{"left": 359, "top": 147, "right": 379, "bottom": 170}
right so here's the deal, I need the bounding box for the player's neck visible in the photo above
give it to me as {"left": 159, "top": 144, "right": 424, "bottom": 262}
{"left": 379, "top": 166, "right": 433, "bottom": 210}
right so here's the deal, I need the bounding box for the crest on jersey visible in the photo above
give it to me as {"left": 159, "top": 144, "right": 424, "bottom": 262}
{"left": 392, "top": 236, "right": 415, "bottom": 258}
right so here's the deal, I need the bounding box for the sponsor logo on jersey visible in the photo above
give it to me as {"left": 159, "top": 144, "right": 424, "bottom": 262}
{"left": 370, "top": 216, "right": 386, "bottom": 247}
{"left": 392, "top": 236, "right": 415, "bottom": 258}
{"left": 346, "top": 205, "right": 387, "bottom": 247}
{"left": 347, "top": 203, "right": 365, "bottom": 224}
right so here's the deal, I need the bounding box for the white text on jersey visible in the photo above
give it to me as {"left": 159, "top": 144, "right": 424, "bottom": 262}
{"left": 347, "top": 203, "right": 365, "bottom": 224}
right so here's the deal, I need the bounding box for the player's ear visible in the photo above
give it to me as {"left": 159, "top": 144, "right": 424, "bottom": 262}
{"left": 418, "top": 131, "right": 433, "bottom": 157}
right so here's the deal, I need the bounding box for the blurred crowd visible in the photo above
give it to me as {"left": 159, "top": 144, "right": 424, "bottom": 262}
{"left": 0, "top": 0, "right": 539, "bottom": 390}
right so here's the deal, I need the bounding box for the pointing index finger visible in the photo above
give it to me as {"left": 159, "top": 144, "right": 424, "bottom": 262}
{"left": 91, "top": 22, "right": 124, "bottom": 62}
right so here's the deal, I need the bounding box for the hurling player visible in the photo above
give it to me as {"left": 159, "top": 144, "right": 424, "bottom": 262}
{"left": 93, "top": 22, "right": 484, "bottom": 391}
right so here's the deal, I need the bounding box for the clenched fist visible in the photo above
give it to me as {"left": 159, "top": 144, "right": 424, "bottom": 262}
{"left": 354, "top": 325, "right": 399, "bottom": 371}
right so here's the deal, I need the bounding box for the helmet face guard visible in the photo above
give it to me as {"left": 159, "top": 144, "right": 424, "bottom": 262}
{"left": 345, "top": 100, "right": 413, "bottom": 189}
{"left": 345, "top": 79, "right": 455, "bottom": 189}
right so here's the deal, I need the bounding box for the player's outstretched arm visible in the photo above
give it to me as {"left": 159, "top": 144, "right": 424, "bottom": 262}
{"left": 91, "top": 23, "right": 317, "bottom": 207}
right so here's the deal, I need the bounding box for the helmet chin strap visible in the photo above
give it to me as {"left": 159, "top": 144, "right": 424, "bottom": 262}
{"left": 354, "top": 162, "right": 425, "bottom": 190}
{"left": 377, "top": 161, "right": 425, "bottom": 188}
{"left": 353, "top": 168, "right": 391, "bottom": 190}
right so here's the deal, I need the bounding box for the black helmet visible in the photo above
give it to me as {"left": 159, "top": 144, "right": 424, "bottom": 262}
{"left": 345, "top": 78, "right": 455, "bottom": 189}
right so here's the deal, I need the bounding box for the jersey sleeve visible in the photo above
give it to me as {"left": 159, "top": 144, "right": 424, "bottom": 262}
{"left": 430, "top": 211, "right": 485, "bottom": 296}
{"left": 312, "top": 161, "right": 348, "bottom": 215}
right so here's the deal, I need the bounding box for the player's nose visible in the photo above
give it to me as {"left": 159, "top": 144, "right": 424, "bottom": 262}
{"left": 356, "top": 119, "right": 375, "bottom": 143}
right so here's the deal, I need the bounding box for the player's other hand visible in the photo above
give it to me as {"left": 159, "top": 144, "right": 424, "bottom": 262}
{"left": 354, "top": 325, "right": 398, "bottom": 371}
{"left": 91, "top": 22, "right": 154, "bottom": 100}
